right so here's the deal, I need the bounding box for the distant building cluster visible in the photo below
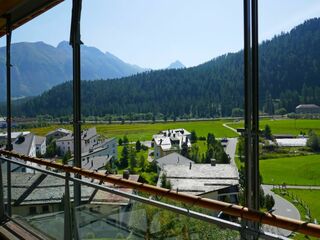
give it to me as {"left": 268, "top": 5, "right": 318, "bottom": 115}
{"left": 0, "top": 125, "right": 240, "bottom": 231}
{"left": 0, "top": 126, "right": 123, "bottom": 222}
{"left": 46, "top": 127, "right": 117, "bottom": 160}
{"left": 0, "top": 127, "right": 117, "bottom": 173}
{"left": 152, "top": 128, "right": 191, "bottom": 159}
{"left": 152, "top": 130, "right": 239, "bottom": 202}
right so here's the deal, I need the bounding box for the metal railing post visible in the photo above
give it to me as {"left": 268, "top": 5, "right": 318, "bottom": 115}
{"left": 242, "top": 0, "right": 260, "bottom": 238}
{"left": 64, "top": 172, "right": 72, "bottom": 240}
{"left": 0, "top": 160, "right": 5, "bottom": 222}
{"left": 70, "top": 0, "right": 82, "bottom": 208}
{"left": 5, "top": 15, "right": 13, "bottom": 217}
{"left": 251, "top": 0, "right": 260, "bottom": 213}
{"left": 243, "top": 0, "right": 252, "bottom": 208}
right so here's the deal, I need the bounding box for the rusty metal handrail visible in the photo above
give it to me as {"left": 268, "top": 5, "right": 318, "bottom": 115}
{"left": 1, "top": 150, "right": 320, "bottom": 238}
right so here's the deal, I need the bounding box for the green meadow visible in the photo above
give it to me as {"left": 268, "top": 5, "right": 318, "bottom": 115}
{"left": 227, "top": 119, "right": 320, "bottom": 135}
{"left": 284, "top": 189, "right": 320, "bottom": 222}
{"left": 25, "top": 120, "right": 238, "bottom": 141}
{"left": 273, "top": 188, "right": 320, "bottom": 240}
{"left": 25, "top": 118, "right": 320, "bottom": 141}
{"left": 260, "top": 155, "right": 320, "bottom": 186}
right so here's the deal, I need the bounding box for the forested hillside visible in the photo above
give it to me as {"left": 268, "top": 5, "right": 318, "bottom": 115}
{"left": 4, "top": 18, "right": 320, "bottom": 118}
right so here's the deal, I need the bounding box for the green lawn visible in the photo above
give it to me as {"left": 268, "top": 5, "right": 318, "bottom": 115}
{"left": 285, "top": 189, "right": 320, "bottom": 222}
{"left": 117, "top": 145, "right": 148, "bottom": 164}
{"left": 227, "top": 119, "right": 320, "bottom": 136}
{"left": 25, "top": 120, "right": 237, "bottom": 141}
{"left": 116, "top": 144, "right": 157, "bottom": 184}
{"left": 273, "top": 188, "right": 320, "bottom": 240}
{"left": 260, "top": 155, "right": 320, "bottom": 185}
{"left": 193, "top": 140, "right": 207, "bottom": 158}
{"left": 235, "top": 142, "right": 244, "bottom": 169}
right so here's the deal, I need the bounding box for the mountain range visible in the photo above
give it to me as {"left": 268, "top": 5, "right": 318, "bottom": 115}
{"left": 3, "top": 18, "right": 320, "bottom": 118}
{"left": 0, "top": 41, "right": 147, "bottom": 101}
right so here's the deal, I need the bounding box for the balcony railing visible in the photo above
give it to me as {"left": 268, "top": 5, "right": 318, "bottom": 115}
{"left": 0, "top": 150, "right": 319, "bottom": 239}
{"left": 1, "top": 1, "right": 320, "bottom": 239}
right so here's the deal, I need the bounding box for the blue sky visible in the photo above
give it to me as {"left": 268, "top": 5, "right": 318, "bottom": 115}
{"left": 3, "top": 0, "right": 320, "bottom": 69}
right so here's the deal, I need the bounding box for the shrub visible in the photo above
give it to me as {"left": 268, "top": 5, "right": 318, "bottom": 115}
{"left": 265, "top": 194, "right": 275, "bottom": 211}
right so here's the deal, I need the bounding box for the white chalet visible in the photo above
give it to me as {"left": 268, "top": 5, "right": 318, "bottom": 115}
{"left": 56, "top": 127, "right": 99, "bottom": 155}
{"left": 45, "top": 128, "right": 72, "bottom": 142}
{"left": 35, "top": 136, "right": 46, "bottom": 155}
{"left": 152, "top": 128, "right": 191, "bottom": 159}
{"left": 1, "top": 132, "right": 42, "bottom": 172}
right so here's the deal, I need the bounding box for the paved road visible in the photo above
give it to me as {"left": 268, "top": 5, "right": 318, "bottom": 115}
{"left": 262, "top": 185, "right": 300, "bottom": 237}
{"left": 141, "top": 141, "right": 152, "bottom": 148}
{"left": 224, "top": 138, "right": 238, "bottom": 167}
{"left": 223, "top": 123, "right": 305, "bottom": 237}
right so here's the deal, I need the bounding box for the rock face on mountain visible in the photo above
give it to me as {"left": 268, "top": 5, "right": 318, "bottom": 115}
{"left": 0, "top": 41, "right": 146, "bottom": 100}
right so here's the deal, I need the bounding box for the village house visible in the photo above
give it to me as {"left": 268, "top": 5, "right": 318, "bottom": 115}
{"left": 152, "top": 128, "right": 191, "bottom": 159}
{"left": 35, "top": 136, "right": 46, "bottom": 156}
{"left": 3, "top": 172, "right": 139, "bottom": 219}
{"left": 1, "top": 171, "right": 140, "bottom": 239}
{"left": 295, "top": 104, "right": 320, "bottom": 114}
{"left": 157, "top": 161, "right": 239, "bottom": 203}
{"left": 0, "top": 132, "right": 37, "bottom": 172}
{"left": 155, "top": 152, "right": 193, "bottom": 173}
{"left": 80, "top": 137, "right": 118, "bottom": 161}
{"left": 0, "top": 131, "right": 31, "bottom": 145}
{"left": 66, "top": 137, "right": 118, "bottom": 171}
{"left": 45, "top": 128, "right": 72, "bottom": 142}
{"left": 55, "top": 127, "right": 99, "bottom": 155}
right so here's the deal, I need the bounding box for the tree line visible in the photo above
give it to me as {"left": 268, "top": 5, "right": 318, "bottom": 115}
{"left": 2, "top": 18, "right": 320, "bottom": 118}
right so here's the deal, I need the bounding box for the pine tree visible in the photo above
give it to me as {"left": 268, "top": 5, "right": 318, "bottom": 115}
{"left": 120, "top": 145, "right": 129, "bottom": 168}
{"left": 129, "top": 147, "right": 137, "bottom": 169}
{"left": 190, "top": 130, "right": 197, "bottom": 143}
{"left": 264, "top": 125, "right": 272, "bottom": 140}
{"left": 135, "top": 140, "right": 142, "bottom": 152}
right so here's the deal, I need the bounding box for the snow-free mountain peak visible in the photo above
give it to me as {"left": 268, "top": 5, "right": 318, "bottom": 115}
{"left": 167, "top": 60, "right": 185, "bottom": 69}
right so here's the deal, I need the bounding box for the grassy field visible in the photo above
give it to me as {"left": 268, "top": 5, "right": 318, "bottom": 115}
{"left": 285, "top": 189, "right": 320, "bottom": 222}
{"left": 227, "top": 119, "right": 320, "bottom": 135}
{"left": 193, "top": 140, "right": 207, "bottom": 159}
{"left": 235, "top": 142, "right": 244, "bottom": 169}
{"left": 273, "top": 188, "right": 320, "bottom": 240}
{"left": 260, "top": 155, "right": 320, "bottom": 185}
{"left": 25, "top": 120, "right": 238, "bottom": 141}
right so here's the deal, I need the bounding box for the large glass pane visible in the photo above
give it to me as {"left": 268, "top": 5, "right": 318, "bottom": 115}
{"left": 2, "top": 163, "right": 66, "bottom": 239}
{"left": 74, "top": 184, "right": 240, "bottom": 240}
